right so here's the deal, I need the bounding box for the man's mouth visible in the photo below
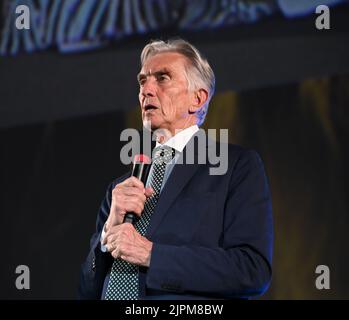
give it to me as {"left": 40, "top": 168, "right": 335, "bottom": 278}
{"left": 144, "top": 104, "right": 158, "bottom": 111}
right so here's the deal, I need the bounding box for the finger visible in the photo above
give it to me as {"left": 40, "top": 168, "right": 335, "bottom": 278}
{"left": 105, "top": 222, "right": 134, "bottom": 241}
{"left": 144, "top": 187, "right": 154, "bottom": 197}
{"left": 111, "top": 245, "right": 119, "bottom": 258}
{"left": 120, "top": 254, "right": 129, "bottom": 261}
{"left": 104, "top": 225, "right": 121, "bottom": 241}
{"left": 122, "top": 189, "right": 146, "bottom": 202}
{"left": 123, "top": 199, "right": 144, "bottom": 216}
{"left": 111, "top": 241, "right": 125, "bottom": 259}
{"left": 107, "top": 242, "right": 114, "bottom": 253}
{"left": 112, "top": 248, "right": 121, "bottom": 259}
{"left": 124, "top": 177, "right": 145, "bottom": 191}
{"left": 104, "top": 234, "right": 115, "bottom": 247}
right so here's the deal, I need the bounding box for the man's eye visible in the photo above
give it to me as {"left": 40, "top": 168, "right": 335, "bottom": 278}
{"left": 139, "top": 79, "right": 146, "bottom": 86}
{"left": 158, "top": 75, "right": 170, "bottom": 82}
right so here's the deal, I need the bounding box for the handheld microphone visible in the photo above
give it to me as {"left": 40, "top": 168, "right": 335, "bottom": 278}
{"left": 123, "top": 154, "right": 151, "bottom": 224}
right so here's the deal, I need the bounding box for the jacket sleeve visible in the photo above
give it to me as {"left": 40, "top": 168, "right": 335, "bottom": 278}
{"left": 146, "top": 149, "right": 274, "bottom": 298}
{"left": 77, "top": 182, "right": 114, "bottom": 300}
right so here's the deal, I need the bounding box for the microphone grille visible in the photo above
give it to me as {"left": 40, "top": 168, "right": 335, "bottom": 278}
{"left": 134, "top": 154, "right": 151, "bottom": 164}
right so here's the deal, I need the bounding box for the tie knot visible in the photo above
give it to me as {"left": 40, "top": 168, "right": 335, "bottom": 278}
{"left": 153, "top": 146, "right": 176, "bottom": 164}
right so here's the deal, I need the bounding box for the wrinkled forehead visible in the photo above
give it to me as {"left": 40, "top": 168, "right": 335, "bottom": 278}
{"left": 139, "top": 52, "right": 189, "bottom": 75}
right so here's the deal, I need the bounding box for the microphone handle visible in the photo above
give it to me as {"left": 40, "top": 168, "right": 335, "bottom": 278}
{"left": 123, "top": 162, "right": 150, "bottom": 224}
{"left": 124, "top": 213, "right": 136, "bottom": 224}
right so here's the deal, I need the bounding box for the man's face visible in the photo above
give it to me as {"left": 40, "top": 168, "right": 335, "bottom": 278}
{"left": 138, "top": 52, "right": 196, "bottom": 135}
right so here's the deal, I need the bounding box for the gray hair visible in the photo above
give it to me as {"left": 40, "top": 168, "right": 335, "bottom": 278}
{"left": 140, "top": 39, "right": 215, "bottom": 126}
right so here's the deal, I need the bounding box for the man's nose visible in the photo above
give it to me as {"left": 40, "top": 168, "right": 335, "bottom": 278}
{"left": 140, "top": 78, "right": 156, "bottom": 97}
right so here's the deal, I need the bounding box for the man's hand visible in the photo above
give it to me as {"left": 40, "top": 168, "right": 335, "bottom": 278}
{"left": 103, "top": 223, "right": 153, "bottom": 267}
{"left": 105, "top": 176, "right": 153, "bottom": 230}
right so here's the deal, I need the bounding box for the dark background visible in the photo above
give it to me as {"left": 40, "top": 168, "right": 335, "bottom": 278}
{"left": 1, "top": 5, "right": 349, "bottom": 299}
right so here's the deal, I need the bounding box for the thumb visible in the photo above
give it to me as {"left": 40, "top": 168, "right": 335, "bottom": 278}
{"left": 144, "top": 187, "right": 154, "bottom": 197}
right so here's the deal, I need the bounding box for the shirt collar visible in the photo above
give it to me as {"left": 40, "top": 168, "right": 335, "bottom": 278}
{"left": 155, "top": 125, "right": 199, "bottom": 153}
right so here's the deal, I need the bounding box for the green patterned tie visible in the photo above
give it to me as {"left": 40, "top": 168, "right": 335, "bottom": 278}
{"left": 104, "top": 146, "right": 175, "bottom": 300}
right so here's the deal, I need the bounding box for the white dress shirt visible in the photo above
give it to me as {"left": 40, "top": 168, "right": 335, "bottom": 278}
{"left": 100, "top": 125, "right": 199, "bottom": 251}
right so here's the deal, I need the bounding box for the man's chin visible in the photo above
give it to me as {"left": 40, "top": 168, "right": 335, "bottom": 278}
{"left": 142, "top": 118, "right": 160, "bottom": 131}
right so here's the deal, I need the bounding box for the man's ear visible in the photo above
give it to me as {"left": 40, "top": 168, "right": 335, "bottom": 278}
{"left": 189, "top": 88, "right": 209, "bottom": 114}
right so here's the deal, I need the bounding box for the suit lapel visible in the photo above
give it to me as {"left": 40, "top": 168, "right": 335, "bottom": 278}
{"left": 146, "top": 161, "right": 200, "bottom": 238}
{"left": 146, "top": 132, "right": 208, "bottom": 238}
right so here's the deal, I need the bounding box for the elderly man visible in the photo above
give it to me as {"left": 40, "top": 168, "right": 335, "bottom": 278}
{"left": 78, "top": 39, "right": 273, "bottom": 300}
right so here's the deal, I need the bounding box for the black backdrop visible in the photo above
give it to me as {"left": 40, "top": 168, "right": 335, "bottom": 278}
{"left": 1, "top": 112, "right": 127, "bottom": 298}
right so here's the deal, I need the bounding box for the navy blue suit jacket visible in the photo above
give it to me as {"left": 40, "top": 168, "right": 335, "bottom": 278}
{"left": 78, "top": 139, "right": 273, "bottom": 299}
